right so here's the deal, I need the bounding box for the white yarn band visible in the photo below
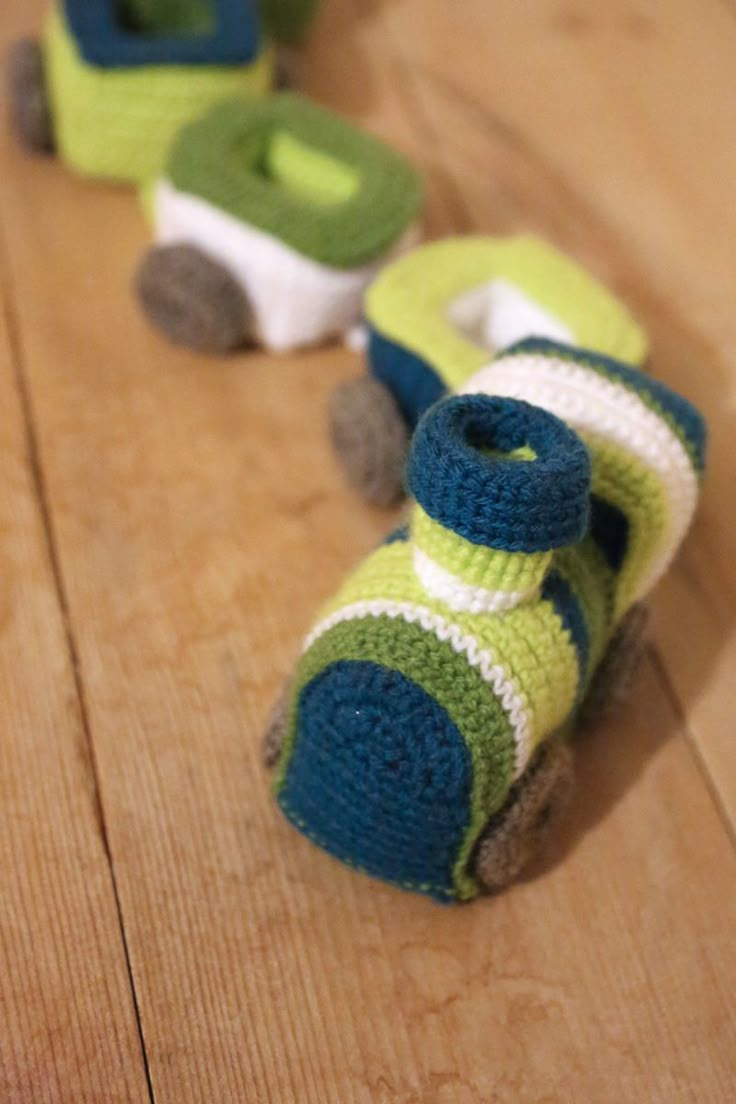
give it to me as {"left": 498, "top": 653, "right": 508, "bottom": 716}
{"left": 412, "top": 546, "right": 537, "bottom": 615}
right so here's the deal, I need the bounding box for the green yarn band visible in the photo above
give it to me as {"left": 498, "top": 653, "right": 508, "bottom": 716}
{"left": 413, "top": 507, "right": 553, "bottom": 593}
{"left": 43, "top": 6, "right": 273, "bottom": 183}
{"left": 167, "top": 93, "right": 423, "bottom": 268}
{"left": 553, "top": 537, "right": 615, "bottom": 684}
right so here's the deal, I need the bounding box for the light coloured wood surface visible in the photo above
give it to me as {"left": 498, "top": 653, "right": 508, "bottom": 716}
{"left": 0, "top": 211, "right": 149, "bottom": 1099}
{"left": 1, "top": 1, "right": 735, "bottom": 1101}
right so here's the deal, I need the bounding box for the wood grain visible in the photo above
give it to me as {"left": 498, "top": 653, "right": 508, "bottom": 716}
{"left": 1, "top": 0, "right": 735, "bottom": 1100}
{"left": 0, "top": 223, "right": 149, "bottom": 1099}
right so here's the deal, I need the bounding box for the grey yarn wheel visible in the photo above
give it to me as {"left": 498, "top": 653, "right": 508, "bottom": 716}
{"left": 472, "top": 738, "right": 574, "bottom": 893}
{"left": 135, "top": 244, "right": 252, "bottom": 354}
{"left": 329, "top": 375, "right": 410, "bottom": 507}
{"left": 262, "top": 684, "right": 291, "bottom": 769}
{"left": 578, "top": 601, "right": 650, "bottom": 729}
{"left": 7, "top": 38, "right": 54, "bottom": 153}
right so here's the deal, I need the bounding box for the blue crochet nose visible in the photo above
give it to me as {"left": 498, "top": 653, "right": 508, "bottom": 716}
{"left": 277, "top": 660, "right": 474, "bottom": 901}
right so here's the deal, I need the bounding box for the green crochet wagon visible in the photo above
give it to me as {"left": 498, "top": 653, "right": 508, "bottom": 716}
{"left": 330, "top": 236, "right": 649, "bottom": 505}
{"left": 7, "top": 0, "right": 273, "bottom": 183}
{"left": 135, "top": 94, "right": 423, "bottom": 353}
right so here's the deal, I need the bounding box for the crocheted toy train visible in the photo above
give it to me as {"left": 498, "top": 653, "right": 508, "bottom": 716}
{"left": 135, "top": 94, "right": 423, "bottom": 353}
{"left": 7, "top": 0, "right": 273, "bottom": 182}
{"left": 330, "top": 235, "right": 650, "bottom": 504}
{"left": 266, "top": 338, "right": 706, "bottom": 901}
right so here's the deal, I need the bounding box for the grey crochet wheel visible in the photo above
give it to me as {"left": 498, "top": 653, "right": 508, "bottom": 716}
{"left": 135, "top": 243, "right": 252, "bottom": 354}
{"left": 329, "top": 375, "right": 409, "bottom": 507}
{"left": 262, "top": 684, "right": 290, "bottom": 769}
{"left": 578, "top": 601, "right": 650, "bottom": 729}
{"left": 7, "top": 37, "right": 54, "bottom": 153}
{"left": 472, "top": 738, "right": 574, "bottom": 893}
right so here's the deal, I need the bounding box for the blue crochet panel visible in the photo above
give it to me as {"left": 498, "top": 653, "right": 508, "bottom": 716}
{"left": 63, "top": 0, "right": 262, "bottom": 69}
{"left": 367, "top": 326, "right": 446, "bottom": 430}
{"left": 408, "top": 395, "right": 592, "bottom": 554}
{"left": 541, "top": 569, "right": 590, "bottom": 697}
{"left": 278, "top": 661, "right": 473, "bottom": 901}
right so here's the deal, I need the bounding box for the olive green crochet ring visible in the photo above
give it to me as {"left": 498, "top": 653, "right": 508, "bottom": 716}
{"left": 167, "top": 93, "right": 423, "bottom": 269}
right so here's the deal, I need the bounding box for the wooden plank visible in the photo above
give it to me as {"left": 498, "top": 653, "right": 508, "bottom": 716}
{"left": 0, "top": 245, "right": 149, "bottom": 1098}
{"left": 380, "top": 0, "right": 736, "bottom": 827}
{"left": 2, "top": 0, "right": 736, "bottom": 1100}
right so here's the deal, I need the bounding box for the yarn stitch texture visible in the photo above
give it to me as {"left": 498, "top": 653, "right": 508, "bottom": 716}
{"left": 273, "top": 339, "right": 706, "bottom": 902}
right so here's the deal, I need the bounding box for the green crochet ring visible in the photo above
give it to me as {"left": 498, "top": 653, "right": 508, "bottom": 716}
{"left": 167, "top": 93, "right": 424, "bottom": 269}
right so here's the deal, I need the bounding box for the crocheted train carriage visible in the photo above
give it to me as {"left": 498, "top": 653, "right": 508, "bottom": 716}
{"left": 265, "top": 339, "right": 706, "bottom": 902}
{"left": 7, "top": 0, "right": 273, "bottom": 182}
{"left": 135, "top": 94, "right": 423, "bottom": 353}
{"left": 330, "top": 235, "right": 649, "bottom": 505}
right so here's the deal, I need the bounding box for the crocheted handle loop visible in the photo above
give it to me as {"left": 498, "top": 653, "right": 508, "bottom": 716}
{"left": 407, "top": 394, "right": 591, "bottom": 555}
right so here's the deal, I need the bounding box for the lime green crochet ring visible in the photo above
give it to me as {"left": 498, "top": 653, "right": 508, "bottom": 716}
{"left": 167, "top": 93, "right": 424, "bottom": 269}
{"left": 329, "top": 235, "right": 649, "bottom": 505}
{"left": 42, "top": 4, "right": 273, "bottom": 183}
{"left": 366, "top": 235, "right": 649, "bottom": 394}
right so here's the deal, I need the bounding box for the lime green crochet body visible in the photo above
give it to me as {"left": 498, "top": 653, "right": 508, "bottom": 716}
{"left": 43, "top": 5, "right": 273, "bottom": 183}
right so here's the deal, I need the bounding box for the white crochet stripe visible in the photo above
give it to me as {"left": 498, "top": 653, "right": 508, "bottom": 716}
{"left": 154, "top": 178, "right": 421, "bottom": 353}
{"left": 461, "top": 353, "right": 698, "bottom": 600}
{"left": 412, "top": 546, "right": 537, "bottom": 615}
{"left": 447, "top": 278, "right": 574, "bottom": 353}
{"left": 303, "top": 598, "right": 533, "bottom": 780}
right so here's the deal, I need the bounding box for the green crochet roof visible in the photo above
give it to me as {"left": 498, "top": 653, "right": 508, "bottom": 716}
{"left": 167, "top": 94, "right": 423, "bottom": 269}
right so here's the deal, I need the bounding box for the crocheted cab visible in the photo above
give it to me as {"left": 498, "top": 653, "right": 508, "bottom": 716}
{"left": 137, "top": 94, "right": 423, "bottom": 353}
{"left": 269, "top": 339, "right": 706, "bottom": 902}
{"left": 329, "top": 235, "right": 650, "bottom": 505}
{"left": 8, "top": 0, "right": 273, "bottom": 182}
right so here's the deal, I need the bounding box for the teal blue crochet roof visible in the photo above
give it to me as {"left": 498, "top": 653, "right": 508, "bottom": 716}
{"left": 64, "top": 0, "right": 262, "bottom": 67}
{"left": 167, "top": 94, "right": 423, "bottom": 269}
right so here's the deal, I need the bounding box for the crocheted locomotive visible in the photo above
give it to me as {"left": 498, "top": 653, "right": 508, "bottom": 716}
{"left": 266, "top": 339, "right": 706, "bottom": 901}
{"left": 7, "top": 0, "right": 273, "bottom": 183}
{"left": 135, "top": 94, "right": 423, "bottom": 353}
{"left": 331, "top": 235, "right": 649, "bottom": 505}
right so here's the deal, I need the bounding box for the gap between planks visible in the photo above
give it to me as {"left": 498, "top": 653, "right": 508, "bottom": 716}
{"left": 0, "top": 207, "right": 157, "bottom": 1104}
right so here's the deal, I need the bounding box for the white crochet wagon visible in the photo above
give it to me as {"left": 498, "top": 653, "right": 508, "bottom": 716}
{"left": 136, "top": 93, "right": 423, "bottom": 353}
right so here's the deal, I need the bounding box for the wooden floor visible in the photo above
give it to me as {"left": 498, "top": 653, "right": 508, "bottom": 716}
{"left": 2, "top": 1, "right": 736, "bottom": 1100}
